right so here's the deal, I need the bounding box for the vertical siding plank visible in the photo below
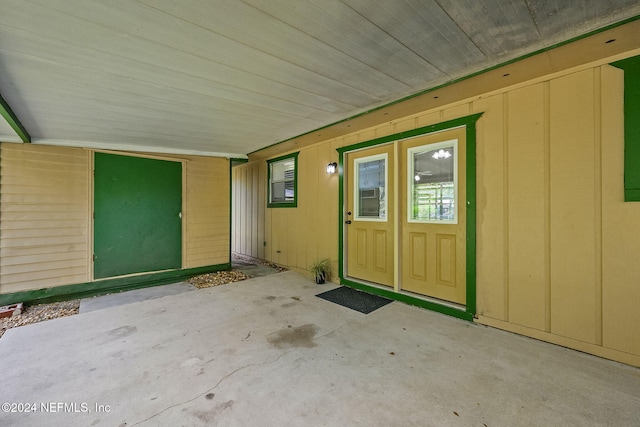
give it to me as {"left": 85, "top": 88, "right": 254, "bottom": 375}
{"left": 251, "top": 163, "right": 259, "bottom": 258}
{"left": 257, "top": 162, "right": 266, "bottom": 260}
{"left": 549, "top": 70, "right": 597, "bottom": 344}
{"left": 473, "top": 94, "right": 507, "bottom": 320}
{"left": 241, "top": 165, "right": 248, "bottom": 256}
{"left": 442, "top": 103, "right": 471, "bottom": 121}
{"left": 601, "top": 65, "right": 640, "bottom": 355}
{"left": 593, "top": 67, "right": 603, "bottom": 346}
{"left": 416, "top": 111, "right": 442, "bottom": 128}
{"left": 506, "top": 84, "right": 547, "bottom": 331}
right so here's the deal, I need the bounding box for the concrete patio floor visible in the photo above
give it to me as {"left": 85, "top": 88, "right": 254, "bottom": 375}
{"left": 1, "top": 271, "right": 639, "bottom": 426}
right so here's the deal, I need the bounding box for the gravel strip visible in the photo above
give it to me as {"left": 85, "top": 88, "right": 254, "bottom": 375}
{"left": 0, "top": 300, "right": 80, "bottom": 339}
{"left": 188, "top": 270, "right": 250, "bottom": 288}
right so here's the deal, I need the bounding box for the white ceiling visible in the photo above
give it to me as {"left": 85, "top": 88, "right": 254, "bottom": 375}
{"left": 1, "top": 0, "right": 639, "bottom": 158}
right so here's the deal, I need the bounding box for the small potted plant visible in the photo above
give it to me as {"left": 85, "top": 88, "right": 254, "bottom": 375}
{"left": 310, "top": 258, "right": 331, "bottom": 284}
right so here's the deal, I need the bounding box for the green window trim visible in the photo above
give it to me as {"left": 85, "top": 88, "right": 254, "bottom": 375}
{"left": 267, "top": 152, "right": 299, "bottom": 208}
{"left": 611, "top": 55, "right": 640, "bottom": 202}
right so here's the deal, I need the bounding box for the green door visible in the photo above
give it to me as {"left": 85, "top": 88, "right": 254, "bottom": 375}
{"left": 94, "top": 153, "right": 182, "bottom": 279}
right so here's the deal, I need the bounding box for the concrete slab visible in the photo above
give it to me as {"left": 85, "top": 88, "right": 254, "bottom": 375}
{"left": 1, "top": 271, "right": 639, "bottom": 427}
{"left": 79, "top": 281, "right": 196, "bottom": 313}
{"left": 232, "top": 260, "right": 281, "bottom": 277}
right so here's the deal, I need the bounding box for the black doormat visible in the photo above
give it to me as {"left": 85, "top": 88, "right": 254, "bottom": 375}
{"left": 316, "top": 286, "right": 392, "bottom": 314}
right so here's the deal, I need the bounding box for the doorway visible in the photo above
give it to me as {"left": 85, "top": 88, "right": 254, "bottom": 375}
{"left": 93, "top": 153, "right": 183, "bottom": 279}
{"left": 339, "top": 115, "right": 480, "bottom": 318}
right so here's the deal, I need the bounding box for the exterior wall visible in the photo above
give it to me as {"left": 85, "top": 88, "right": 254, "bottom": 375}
{"left": 0, "top": 143, "right": 91, "bottom": 293}
{"left": 184, "top": 155, "right": 230, "bottom": 269}
{"left": 232, "top": 144, "right": 338, "bottom": 279}
{"left": 233, "top": 58, "right": 640, "bottom": 366}
{"left": 0, "top": 143, "right": 230, "bottom": 295}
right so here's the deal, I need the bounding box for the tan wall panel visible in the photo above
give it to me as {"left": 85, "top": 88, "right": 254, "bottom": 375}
{"left": 473, "top": 94, "right": 507, "bottom": 320}
{"left": 318, "top": 142, "right": 339, "bottom": 277}
{"left": 549, "top": 70, "right": 598, "bottom": 343}
{"left": 442, "top": 103, "right": 471, "bottom": 121}
{"left": 0, "top": 143, "right": 90, "bottom": 293}
{"left": 601, "top": 65, "right": 640, "bottom": 355}
{"left": 506, "top": 84, "right": 547, "bottom": 330}
{"left": 184, "top": 156, "right": 230, "bottom": 268}
{"left": 394, "top": 117, "right": 417, "bottom": 133}
{"left": 416, "top": 111, "right": 444, "bottom": 128}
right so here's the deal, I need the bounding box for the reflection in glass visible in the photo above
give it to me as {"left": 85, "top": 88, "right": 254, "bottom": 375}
{"left": 411, "top": 145, "right": 455, "bottom": 221}
{"left": 357, "top": 158, "right": 386, "bottom": 219}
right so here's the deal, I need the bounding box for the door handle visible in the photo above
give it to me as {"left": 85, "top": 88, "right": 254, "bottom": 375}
{"left": 345, "top": 220, "right": 352, "bottom": 224}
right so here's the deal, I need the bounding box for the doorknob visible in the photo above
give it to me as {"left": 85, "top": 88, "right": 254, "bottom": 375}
{"left": 345, "top": 220, "right": 352, "bottom": 224}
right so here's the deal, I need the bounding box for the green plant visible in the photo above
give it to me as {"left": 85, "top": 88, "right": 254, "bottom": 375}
{"left": 310, "top": 258, "right": 331, "bottom": 284}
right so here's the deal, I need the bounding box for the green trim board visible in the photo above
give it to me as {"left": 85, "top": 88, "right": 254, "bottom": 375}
{"left": 250, "top": 15, "right": 640, "bottom": 157}
{"left": 0, "top": 263, "right": 231, "bottom": 307}
{"left": 231, "top": 157, "right": 249, "bottom": 167}
{"left": 340, "top": 277, "right": 473, "bottom": 321}
{"left": 336, "top": 113, "right": 482, "bottom": 320}
{"left": 267, "top": 151, "right": 299, "bottom": 208}
{"left": 611, "top": 55, "right": 640, "bottom": 202}
{"left": 0, "top": 93, "right": 31, "bottom": 143}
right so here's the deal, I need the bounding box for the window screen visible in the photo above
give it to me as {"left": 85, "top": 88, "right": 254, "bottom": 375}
{"left": 267, "top": 153, "right": 298, "bottom": 208}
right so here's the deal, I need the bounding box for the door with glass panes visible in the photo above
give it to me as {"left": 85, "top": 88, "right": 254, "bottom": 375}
{"left": 345, "top": 144, "right": 394, "bottom": 287}
{"left": 399, "top": 128, "right": 466, "bottom": 304}
{"left": 344, "top": 127, "right": 466, "bottom": 304}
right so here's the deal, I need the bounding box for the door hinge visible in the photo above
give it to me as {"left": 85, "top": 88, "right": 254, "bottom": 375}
{"left": 92, "top": 254, "right": 97, "bottom": 262}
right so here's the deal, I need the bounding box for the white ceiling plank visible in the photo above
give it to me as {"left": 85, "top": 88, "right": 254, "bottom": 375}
{"left": 0, "top": 0, "right": 638, "bottom": 155}
{"left": 16, "top": 0, "right": 390, "bottom": 104}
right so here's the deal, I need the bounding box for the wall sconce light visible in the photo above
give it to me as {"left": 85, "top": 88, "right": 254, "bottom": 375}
{"left": 326, "top": 162, "right": 337, "bottom": 174}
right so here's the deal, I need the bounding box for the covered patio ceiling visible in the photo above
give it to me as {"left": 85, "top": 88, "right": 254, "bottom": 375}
{"left": 1, "top": 1, "right": 639, "bottom": 158}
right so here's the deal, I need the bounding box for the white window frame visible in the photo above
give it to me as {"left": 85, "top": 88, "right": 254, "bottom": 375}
{"left": 407, "top": 139, "right": 458, "bottom": 224}
{"left": 354, "top": 153, "right": 388, "bottom": 222}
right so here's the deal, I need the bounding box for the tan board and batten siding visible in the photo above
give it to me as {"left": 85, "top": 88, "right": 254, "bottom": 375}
{"left": 0, "top": 144, "right": 230, "bottom": 293}
{"left": 232, "top": 59, "right": 640, "bottom": 366}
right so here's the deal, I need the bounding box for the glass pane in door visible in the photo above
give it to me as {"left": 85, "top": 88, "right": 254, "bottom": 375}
{"left": 354, "top": 154, "right": 387, "bottom": 221}
{"left": 408, "top": 140, "right": 457, "bottom": 223}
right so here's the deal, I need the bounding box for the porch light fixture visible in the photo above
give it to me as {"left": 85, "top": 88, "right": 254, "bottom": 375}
{"left": 432, "top": 149, "right": 451, "bottom": 159}
{"left": 326, "top": 162, "right": 337, "bottom": 174}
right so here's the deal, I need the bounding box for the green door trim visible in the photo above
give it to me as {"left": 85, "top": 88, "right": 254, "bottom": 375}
{"left": 336, "top": 113, "right": 482, "bottom": 321}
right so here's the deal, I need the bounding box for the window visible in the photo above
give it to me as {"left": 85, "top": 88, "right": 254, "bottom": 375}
{"left": 354, "top": 153, "right": 387, "bottom": 221}
{"left": 611, "top": 55, "right": 640, "bottom": 201}
{"left": 408, "top": 139, "right": 458, "bottom": 223}
{"left": 267, "top": 152, "right": 298, "bottom": 208}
